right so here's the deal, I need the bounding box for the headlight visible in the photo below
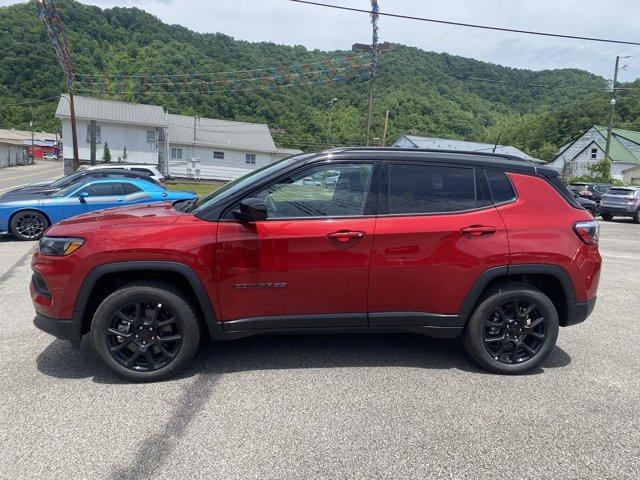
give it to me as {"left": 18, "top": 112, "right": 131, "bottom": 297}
{"left": 38, "top": 236, "right": 85, "bottom": 256}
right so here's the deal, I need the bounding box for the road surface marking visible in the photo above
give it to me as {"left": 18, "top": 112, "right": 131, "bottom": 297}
{"left": 0, "top": 165, "right": 63, "bottom": 192}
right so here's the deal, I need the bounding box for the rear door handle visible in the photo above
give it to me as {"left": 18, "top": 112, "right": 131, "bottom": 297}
{"left": 460, "top": 225, "right": 497, "bottom": 236}
{"left": 327, "top": 230, "right": 366, "bottom": 242}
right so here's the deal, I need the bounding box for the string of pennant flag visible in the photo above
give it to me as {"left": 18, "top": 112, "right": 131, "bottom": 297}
{"left": 73, "top": 56, "right": 371, "bottom": 96}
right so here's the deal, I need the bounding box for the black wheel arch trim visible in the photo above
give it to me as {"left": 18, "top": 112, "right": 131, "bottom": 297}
{"left": 458, "top": 263, "right": 578, "bottom": 324}
{"left": 72, "top": 261, "right": 221, "bottom": 338}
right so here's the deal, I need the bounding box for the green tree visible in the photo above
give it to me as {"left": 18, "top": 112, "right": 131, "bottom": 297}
{"left": 102, "top": 142, "right": 111, "bottom": 163}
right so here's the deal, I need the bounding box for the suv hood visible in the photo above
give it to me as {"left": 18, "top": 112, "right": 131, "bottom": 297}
{"left": 52, "top": 202, "right": 185, "bottom": 232}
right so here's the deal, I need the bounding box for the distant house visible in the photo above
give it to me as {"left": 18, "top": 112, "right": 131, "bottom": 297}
{"left": 392, "top": 135, "right": 543, "bottom": 163}
{"left": 55, "top": 95, "right": 302, "bottom": 180}
{"left": 0, "top": 128, "right": 59, "bottom": 168}
{"left": 548, "top": 126, "right": 640, "bottom": 180}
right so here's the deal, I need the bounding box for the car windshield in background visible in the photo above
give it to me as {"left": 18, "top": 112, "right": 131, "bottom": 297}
{"left": 568, "top": 185, "right": 585, "bottom": 192}
{"left": 606, "top": 188, "right": 636, "bottom": 196}
{"left": 192, "top": 154, "right": 311, "bottom": 213}
{"left": 48, "top": 172, "right": 83, "bottom": 189}
{"left": 51, "top": 181, "right": 87, "bottom": 197}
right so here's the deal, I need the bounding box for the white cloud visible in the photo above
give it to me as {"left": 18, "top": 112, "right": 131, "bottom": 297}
{"left": 3, "top": 0, "right": 639, "bottom": 79}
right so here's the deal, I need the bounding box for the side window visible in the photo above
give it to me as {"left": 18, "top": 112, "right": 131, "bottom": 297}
{"left": 79, "top": 183, "right": 124, "bottom": 196}
{"left": 387, "top": 164, "right": 477, "bottom": 214}
{"left": 131, "top": 168, "right": 152, "bottom": 175}
{"left": 250, "top": 163, "right": 374, "bottom": 219}
{"left": 122, "top": 183, "right": 142, "bottom": 195}
{"left": 486, "top": 170, "right": 516, "bottom": 203}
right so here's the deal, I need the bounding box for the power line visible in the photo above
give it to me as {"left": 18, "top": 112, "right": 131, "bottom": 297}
{"left": 393, "top": 59, "right": 550, "bottom": 87}
{"left": 75, "top": 54, "right": 370, "bottom": 79}
{"left": 0, "top": 96, "right": 61, "bottom": 107}
{"left": 289, "top": 0, "right": 640, "bottom": 46}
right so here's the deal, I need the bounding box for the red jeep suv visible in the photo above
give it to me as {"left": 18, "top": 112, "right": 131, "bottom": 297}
{"left": 30, "top": 149, "right": 601, "bottom": 381}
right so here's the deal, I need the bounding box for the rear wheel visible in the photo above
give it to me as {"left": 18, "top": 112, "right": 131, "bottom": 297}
{"left": 463, "top": 284, "right": 559, "bottom": 374}
{"left": 90, "top": 282, "right": 200, "bottom": 382}
{"left": 633, "top": 209, "right": 640, "bottom": 224}
{"left": 10, "top": 210, "right": 49, "bottom": 240}
{"left": 601, "top": 213, "right": 613, "bottom": 221}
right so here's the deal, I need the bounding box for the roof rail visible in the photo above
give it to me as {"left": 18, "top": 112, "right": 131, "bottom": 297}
{"left": 320, "top": 146, "right": 530, "bottom": 163}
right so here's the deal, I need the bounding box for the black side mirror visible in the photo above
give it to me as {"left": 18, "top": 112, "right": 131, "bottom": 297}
{"left": 233, "top": 198, "right": 267, "bottom": 222}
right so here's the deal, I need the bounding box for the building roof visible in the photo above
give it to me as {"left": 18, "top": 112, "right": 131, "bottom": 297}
{"left": 393, "top": 135, "right": 543, "bottom": 163}
{"left": 55, "top": 94, "right": 166, "bottom": 127}
{"left": 167, "top": 113, "right": 277, "bottom": 153}
{"left": 581, "top": 126, "right": 640, "bottom": 164}
{"left": 0, "top": 128, "right": 57, "bottom": 146}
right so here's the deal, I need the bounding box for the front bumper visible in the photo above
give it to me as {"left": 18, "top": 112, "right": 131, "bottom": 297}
{"left": 564, "top": 296, "right": 597, "bottom": 327}
{"left": 33, "top": 313, "right": 82, "bottom": 341}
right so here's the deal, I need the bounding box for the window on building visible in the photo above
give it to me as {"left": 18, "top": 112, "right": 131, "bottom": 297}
{"left": 387, "top": 164, "right": 477, "bottom": 214}
{"left": 213, "top": 151, "right": 225, "bottom": 160}
{"left": 591, "top": 148, "right": 598, "bottom": 159}
{"left": 146, "top": 130, "right": 157, "bottom": 143}
{"left": 171, "top": 148, "right": 183, "bottom": 160}
{"left": 85, "top": 125, "right": 101, "bottom": 144}
{"left": 245, "top": 153, "right": 256, "bottom": 164}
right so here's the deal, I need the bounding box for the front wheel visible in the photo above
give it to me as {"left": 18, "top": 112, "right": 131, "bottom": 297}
{"left": 463, "top": 284, "right": 559, "bottom": 374}
{"left": 601, "top": 213, "right": 613, "bottom": 221}
{"left": 90, "top": 281, "right": 201, "bottom": 382}
{"left": 10, "top": 210, "right": 49, "bottom": 240}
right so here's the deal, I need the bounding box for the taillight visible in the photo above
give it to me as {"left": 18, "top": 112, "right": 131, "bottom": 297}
{"left": 580, "top": 190, "right": 592, "bottom": 196}
{"left": 573, "top": 220, "right": 599, "bottom": 245}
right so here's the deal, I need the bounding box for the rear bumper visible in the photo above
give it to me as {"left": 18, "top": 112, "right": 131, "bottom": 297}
{"left": 600, "top": 205, "right": 635, "bottom": 217}
{"left": 33, "top": 313, "right": 82, "bottom": 341}
{"left": 564, "top": 296, "right": 597, "bottom": 327}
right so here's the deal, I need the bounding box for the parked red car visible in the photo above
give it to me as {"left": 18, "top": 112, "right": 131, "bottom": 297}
{"left": 31, "top": 148, "right": 601, "bottom": 381}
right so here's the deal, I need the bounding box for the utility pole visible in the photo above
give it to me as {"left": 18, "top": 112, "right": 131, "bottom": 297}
{"left": 381, "top": 109, "right": 389, "bottom": 146}
{"left": 604, "top": 56, "right": 620, "bottom": 161}
{"left": 29, "top": 107, "right": 35, "bottom": 164}
{"left": 89, "top": 119, "right": 97, "bottom": 165}
{"left": 605, "top": 55, "right": 632, "bottom": 161}
{"left": 69, "top": 92, "right": 80, "bottom": 170}
{"left": 326, "top": 97, "right": 337, "bottom": 148}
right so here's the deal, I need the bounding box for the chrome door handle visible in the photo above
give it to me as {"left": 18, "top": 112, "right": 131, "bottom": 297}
{"left": 460, "top": 225, "right": 497, "bottom": 236}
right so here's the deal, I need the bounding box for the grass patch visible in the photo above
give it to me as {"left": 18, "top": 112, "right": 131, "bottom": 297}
{"left": 166, "top": 181, "right": 225, "bottom": 198}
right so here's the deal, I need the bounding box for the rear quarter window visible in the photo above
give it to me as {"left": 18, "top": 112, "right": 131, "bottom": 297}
{"left": 485, "top": 170, "right": 516, "bottom": 203}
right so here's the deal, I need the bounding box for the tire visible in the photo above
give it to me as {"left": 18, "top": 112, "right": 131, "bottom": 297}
{"left": 463, "top": 283, "right": 559, "bottom": 374}
{"left": 633, "top": 209, "right": 640, "bottom": 224}
{"left": 90, "top": 281, "right": 201, "bottom": 382}
{"left": 601, "top": 213, "right": 613, "bottom": 221}
{"left": 10, "top": 210, "right": 49, "bottom": 241}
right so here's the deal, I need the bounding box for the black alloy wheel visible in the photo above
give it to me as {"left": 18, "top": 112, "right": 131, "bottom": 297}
{"left": 463, "top": 283, "right": 559, "bottom": 374}
{"left": 11, "top": 210, "right": 48, "bottom": 240}
{"left": 90, "top": 282, "right": 200, "bottom": 381}
{"left": 106, "top": 301, "right": 183, "bottom": 372}
{"left": 483, "top": 300, "right": 547, "bottom": 365}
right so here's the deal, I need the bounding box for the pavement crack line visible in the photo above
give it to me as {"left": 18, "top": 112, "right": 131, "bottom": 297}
{"left": 109, "top": 373, "right": 219, "bottom": 480}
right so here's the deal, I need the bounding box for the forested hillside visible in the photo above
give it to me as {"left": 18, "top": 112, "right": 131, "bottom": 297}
{"left": 1, "top": 0, "right": 640, "bottom": 160}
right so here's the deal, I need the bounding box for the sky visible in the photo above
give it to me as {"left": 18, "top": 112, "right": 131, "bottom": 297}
{"left": 2, "top": 0, "right": 640, "bottom": 80}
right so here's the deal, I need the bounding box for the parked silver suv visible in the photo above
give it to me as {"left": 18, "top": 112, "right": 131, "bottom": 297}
{"left": 600, "top": 186, "right": 640, "bottom": 223}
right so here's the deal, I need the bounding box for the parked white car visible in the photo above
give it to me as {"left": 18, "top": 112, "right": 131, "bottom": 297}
{"left": 42, "top": 153, "right": 59, "bottom": 160}
{"left": 83, "top": 164, "right": 165, "bottom": 183}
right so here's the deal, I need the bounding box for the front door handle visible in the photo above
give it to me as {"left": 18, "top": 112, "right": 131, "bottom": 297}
{"left": 460, "top": 225, "right": 497, "bottom": 236}
{"left": 327, "top": 230, "right": 366, "bottom": 242}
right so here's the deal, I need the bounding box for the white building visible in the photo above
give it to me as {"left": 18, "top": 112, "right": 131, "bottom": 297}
{"left": 55, "top": 95, "right": 302, "bottom": 180}
{"left": 548, "top": 126, "right": 640, "bottom": 180}
{"left": 392, "top": 135, "right": 543, "bottom": 163}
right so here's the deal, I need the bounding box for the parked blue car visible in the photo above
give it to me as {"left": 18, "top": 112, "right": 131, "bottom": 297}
{"left": 0, "top": 178, "right": 196, "bottom": 240}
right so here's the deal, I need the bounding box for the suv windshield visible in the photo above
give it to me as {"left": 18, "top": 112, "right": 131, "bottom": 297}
{"left": 192, "top": 154, "right": 311, "bottom": 213}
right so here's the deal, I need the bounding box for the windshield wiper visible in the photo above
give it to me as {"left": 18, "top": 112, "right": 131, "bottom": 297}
{"left": 175, "top": 198, "right": 198, "bottom": 213}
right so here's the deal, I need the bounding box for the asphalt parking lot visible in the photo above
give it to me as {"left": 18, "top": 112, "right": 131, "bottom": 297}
{"left": 0, "top": 220, "right": 638, "bottom": 479}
